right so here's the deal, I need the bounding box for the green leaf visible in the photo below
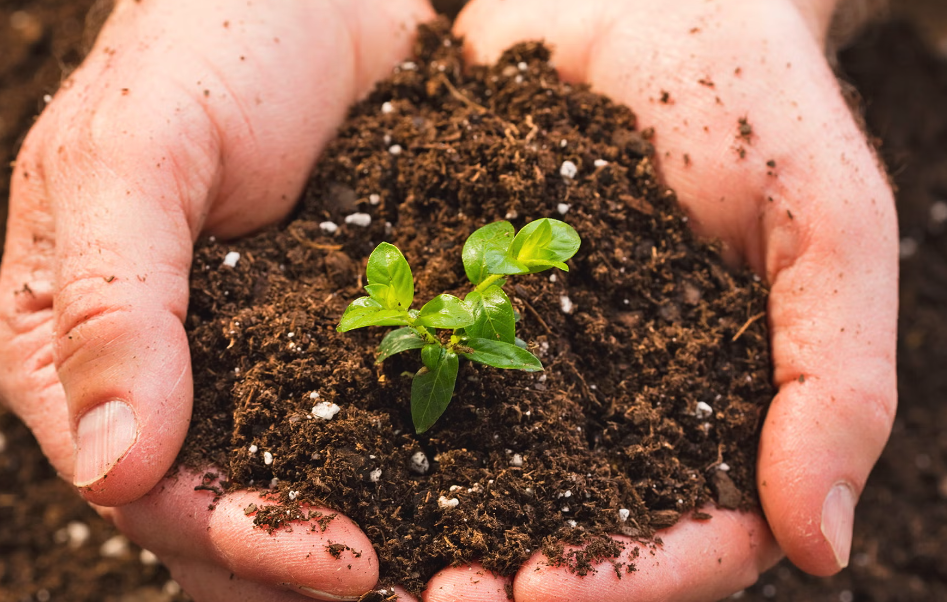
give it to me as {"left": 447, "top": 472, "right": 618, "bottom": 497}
{"left": 421, "top": 343, "right": 442, "bottom": 371}
{"left": 461, "top": 338, "right": 543, "bottom": 372}
{"left": 509, "top": 218, "right": 581, "bottom": 274}
{"left": 411, "top": 348, "right": 459, "bottom": 433}
{"left": 376, "top": 328, "right": 427, "bottom": 363}
{"left": 337, "top": 297, "right": 410, "bottom": 332}
{"left": 462, "top": 221, "right": 525, "bottom": 283}
{"left": 416, "top": 294, "right": 475, "bottom": 329}
{"left": 464, "top": 286, "right": 515, "bottom": 343}
{"left": 365, "top": 242, "right": 414, "bottom": 310}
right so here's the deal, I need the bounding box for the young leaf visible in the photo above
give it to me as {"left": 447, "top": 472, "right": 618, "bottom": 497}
{"left": 461, "top": 338, "right": 543, "bottom": 372}
{"left": 376, "top": 327, "right": 427, "bottom": 363}
{"left": 411, "top": 348, "right": 459, "bottom": 433}
{"left": 509, "top": 218, "right": 581, "bottom": 273}
{"left": 365, "top": 242, "right": 414, "bottom": 310}
{"left": 337, "top": 297, "right": 410, "bottom": 332}
{"left": 421, "top": 343, "right": 442, "bottom": 371}
{"left": 462, "top": 221, "right": 525, "bottom": 283}
{"left": 416, "top": 294, "right": 475, "bottom": 330}
{"left": 464, "top": 286, "right": 515, "bottom": 343}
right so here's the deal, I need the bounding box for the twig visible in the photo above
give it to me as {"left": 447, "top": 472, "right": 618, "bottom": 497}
{"left": 438, "top": 74, "right": 488, "bottom": 114}
{"left": 731, "top": 312, "right": 765, "bottom": 342}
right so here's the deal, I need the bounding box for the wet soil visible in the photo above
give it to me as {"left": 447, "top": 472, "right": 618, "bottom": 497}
{"left": 179, "top": 22, "right": 771, "bottom": 594}
{"left": 1, "top": 3, "right": 946, "bottom": 602}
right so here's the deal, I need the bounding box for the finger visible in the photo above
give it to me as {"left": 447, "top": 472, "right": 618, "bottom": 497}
{"left": 2, "top": 0, "right": 433, "bottom": 506}
{"left": 422, "top": 563, "right": 511, "bottom": 602}
{"left": 166, "top": 559, "right": 319, "bottom": 602}
{"left": 108, "top": 468, "right": 379, "bottom": 600}
{"left": 512, "top": 510, "right": 781, "bottom": 602}
{"left": 457, "top": 0, "right": 898, "bottom": 577}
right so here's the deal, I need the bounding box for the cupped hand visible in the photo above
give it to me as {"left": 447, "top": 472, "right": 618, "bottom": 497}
{"left": 418, "top": 0, "right": 898, "bottom": 600}
{"left": 0, "top": 0, "right": 433, "bottom": 599}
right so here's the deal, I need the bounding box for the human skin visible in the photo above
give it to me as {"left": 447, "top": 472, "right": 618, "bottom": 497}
{"left": 0, "top": 0, "right": 896, "bottom": 600}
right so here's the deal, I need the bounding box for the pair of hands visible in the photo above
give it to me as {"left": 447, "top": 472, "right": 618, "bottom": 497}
{"left": 0, "top": 0, "right": 897, "bottom": 600}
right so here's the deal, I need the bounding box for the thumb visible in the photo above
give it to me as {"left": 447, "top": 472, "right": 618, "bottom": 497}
{"left": 6, "top": 0, "right": 434, "bottom": 506}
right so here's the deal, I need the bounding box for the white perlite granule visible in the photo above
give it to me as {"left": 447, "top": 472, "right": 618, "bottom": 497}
{"left": 510, "top": 453, "right": 524, "bottom": 467}
{"left": 222, "top": 251, "right": 240, "bottom": 268}
{"left": 344, "top": 213, "right": 372, "bottom": 227}
{"left": 312, "top": 401, "right": 341, "bottom": 420}
{"left": 319, "top": 221, "right": 338, "bottom": 233}
{"left": 140, "top": 549, "right": 159, "bottom": 566}
{"left": 618, "top": 508, "right": 631, "bottom": 522}
{"left": 559, "top": 295, "right": 574, "bottom": 314}
{"left": 263, "top": 451, "right": 274, "bottom": 465}
{"left": 557, "top": 203, "right": 571, "bottom": 215}
{"left": 438, "top": 496, "right": 460, "bottom": 509}
{"left": 560, "top": 160, "right": 578, "bottom": 179}
{"left": 594, "top": 159, "right": 609, "bottom": 167}
{"left": 100, "top": 535, "right": 129, "bottom": 558}
{"left": 381, "top": 101, "right": 394, "bottom": 114}
{"left": 370, "top": 468, "right": 383, "bottom": 482}
{"left": 695, "top": 401, "right": 713, "bottom": 419}
{"left": 410, "top": 451, "right": 430, "bottom": 474}
{"left": 65, "top": 521, "right": 91, "bottom": 548}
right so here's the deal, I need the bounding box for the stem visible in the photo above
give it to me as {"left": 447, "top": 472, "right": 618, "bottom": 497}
{"left": 475, "top": 274, "right": 504, "bottom": 294}
{"left": 406, "top": 316, "right": 440, "bottom": 346}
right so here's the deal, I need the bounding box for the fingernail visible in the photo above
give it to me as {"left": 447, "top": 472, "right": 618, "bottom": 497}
{"left": 820, "top": 481, "right": 857, "bottom": 569}
{"left": 286, "top": 584, "right": 361, "bottom": 601}
{"left": 74, "top": 400, "right": 138, "bottom": 487}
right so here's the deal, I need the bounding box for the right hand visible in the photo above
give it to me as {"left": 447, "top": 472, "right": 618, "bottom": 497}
{"left": 0, "top": 0, "right": 433, "bottom": 599}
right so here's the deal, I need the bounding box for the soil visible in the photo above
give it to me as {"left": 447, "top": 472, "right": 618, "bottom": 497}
{"left": 180, "top": 21, "right": 771, "bottom": 595}
{"left": 1, "top": 4, "right": 946, "bottom": 602}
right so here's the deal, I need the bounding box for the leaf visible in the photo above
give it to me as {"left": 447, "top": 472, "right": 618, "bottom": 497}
{"left": 337, "top": 297, "right": 410, "bottom": 332}
{"left": 509, "top": 218, "right": 581, "bottom": 273}
{"left": 416, "top": 294, "right": 475, "bottom": 329}
{"left": 464, "top": 286, "right": 515, "bottom": 343}
{"left": 376, "top": 327, "right": 427, "bottom": 363}
{"left": 462, "top": 221, "right": 525, "bottom": 283}
{"left": 421, "top": 343, "right": 442, "bottom": 371}
{"left": 461, "top": 338, "right": 543, "bottom": 372}
{"left": 365, "top": 242, "right": 414, "bottom": 310}
{"left": 411, "top": 348, "right": 459, "bottom": 433}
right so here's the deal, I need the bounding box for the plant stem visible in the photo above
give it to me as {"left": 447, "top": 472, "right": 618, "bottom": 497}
{"left": 475, "top": 274, "right": 504, "bottom": 293}
{"left": 405, "top": 316, "right": 440, "bottom": 346}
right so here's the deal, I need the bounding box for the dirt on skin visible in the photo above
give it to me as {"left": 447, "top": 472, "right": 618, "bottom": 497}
{"left": 179, "top": 21, "right": 772, "bottom": 595}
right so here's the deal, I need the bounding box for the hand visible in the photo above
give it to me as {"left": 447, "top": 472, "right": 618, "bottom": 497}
{"left": 0, "top": 0, "right": 433, "bottom": 599}
{"left": 409, "top": 0, "right": 897, "bottom": 600}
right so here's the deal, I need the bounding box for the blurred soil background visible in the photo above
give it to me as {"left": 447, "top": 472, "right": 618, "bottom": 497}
{"left": 2, "top": 0, "right": 947, "bottom": 600}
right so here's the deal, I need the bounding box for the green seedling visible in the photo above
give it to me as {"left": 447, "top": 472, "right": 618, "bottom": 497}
{"left": 337, "top": 218, "right": 581, "bottom": 433}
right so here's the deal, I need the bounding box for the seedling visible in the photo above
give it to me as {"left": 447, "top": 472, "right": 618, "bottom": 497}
{"left": 337, "top": 218, "right": 581, "bottom": 433}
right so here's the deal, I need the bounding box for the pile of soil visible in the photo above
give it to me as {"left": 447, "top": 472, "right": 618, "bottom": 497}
{"left": 180, "top": 21, "right": 771, "bottom": 594}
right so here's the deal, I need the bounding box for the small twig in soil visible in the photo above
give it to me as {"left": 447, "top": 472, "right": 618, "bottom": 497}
{"left": 731, "top": 312, "right": 766, "bottom": 342}
{"left": 514, "top": 293, "right": 553, "bottom": 335}
{"left": 288, "top": 226, "right": 343, "bottom": 251}
{"left": 438, "top": 74, "right": 488, "bottom": 114}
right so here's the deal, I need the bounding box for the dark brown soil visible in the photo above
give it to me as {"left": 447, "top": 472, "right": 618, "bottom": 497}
{"left": 180, "top": 21, "right": 771, "bottom": 594}
{"left": 2, "top": 4, "right": 947, "bottom": 602}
